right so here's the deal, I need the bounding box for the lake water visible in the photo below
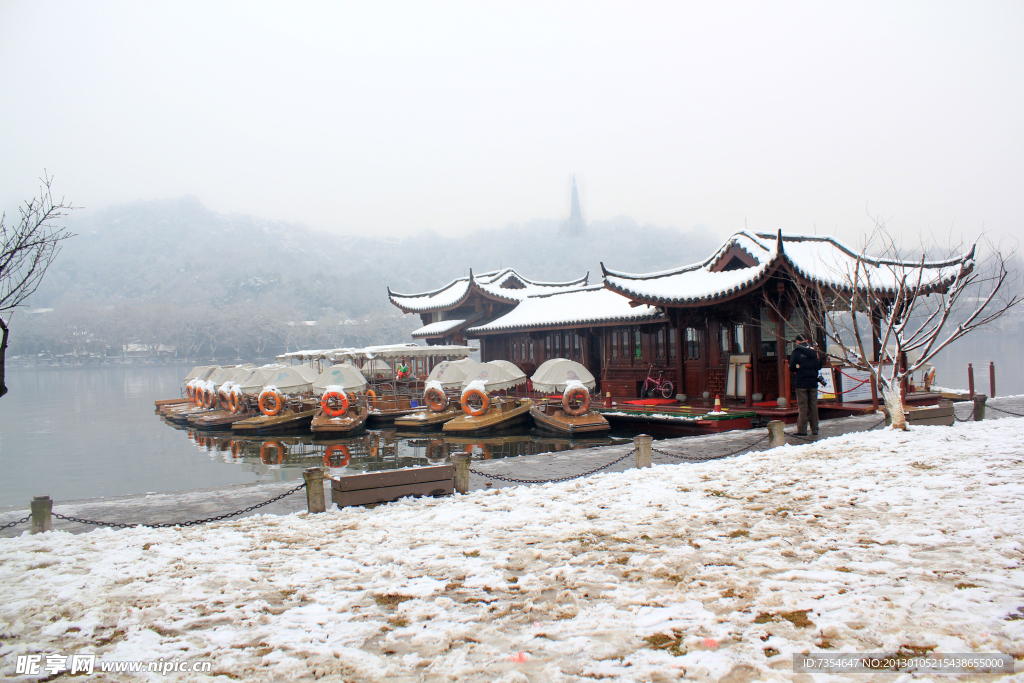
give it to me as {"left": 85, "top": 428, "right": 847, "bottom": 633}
{"left": 2, "top": 335, "right": 1018, "bottom": 509}
{"left": 0, "top": 365, "right": 633, "bottom": 508}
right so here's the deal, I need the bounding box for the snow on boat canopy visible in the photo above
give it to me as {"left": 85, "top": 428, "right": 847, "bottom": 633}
{"left": 461, "top": 361, "right": 527, "bottom": 392}
{"left": 530, "top": 358, "right": 597, "bottom": 393}
{"left": 233, "top": 366, "right": 312, "bottom": 396}
{"left": 327, "top": 344, "right": 476, "bottom": 361}
{"left": 426, "top": 358, "right": 481, "bottom": 389}
{"left": 183, "top": 365, "right": 217, "bottom": 383}
{"left": 311, "top": 362, "right": 368, "bottom": 395}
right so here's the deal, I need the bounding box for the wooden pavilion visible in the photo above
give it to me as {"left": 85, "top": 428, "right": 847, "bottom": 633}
{"left": 389, "top": 231, "right": 966, "bottom": 405}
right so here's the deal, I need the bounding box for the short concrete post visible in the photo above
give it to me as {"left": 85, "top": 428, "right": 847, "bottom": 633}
{"left": 451, "top": 452, "right": 471, "bottom": 494}
{"left": 633, "top": 434, "right": 653, "bottom": 468}
{"left": 973, "top": 394, "right": 987, "bottom": 422}
{"left": 767, "top": 420, "right": 786, "bottom": 448}
{"left": 303, "top": 468, "right": 326, "bottom": 514}
{"left": 31, "top": 495, "right": 52, "bottom": 534}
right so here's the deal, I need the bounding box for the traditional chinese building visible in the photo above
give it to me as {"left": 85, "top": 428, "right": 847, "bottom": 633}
{"left": 389, "top": 230, "right": 965, "bottom": 402}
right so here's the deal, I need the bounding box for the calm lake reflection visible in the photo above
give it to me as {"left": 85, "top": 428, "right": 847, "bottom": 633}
{"left": 0, "top": 365, "right": 629, "bottom": 507}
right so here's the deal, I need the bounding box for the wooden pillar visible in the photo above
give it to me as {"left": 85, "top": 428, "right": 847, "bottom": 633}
{"left": 775, "top": 316, "right": 786, "bottom": 404}
{"left": 989, "top": 361, "right": 996, "bottom": 398}
{"left": 871, "top": 307, "right": 882, "bottom": 363}
{"left": 973, "top": 394, "right": 987, "bottom": 421}
{"left": 675, "top": 316, "right": 686, "bottom": 397}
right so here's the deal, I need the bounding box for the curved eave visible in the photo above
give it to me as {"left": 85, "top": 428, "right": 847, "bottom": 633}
{"left": 388, "top": 283, "right": 475, "bottom": 314}
{"left": 602, "top": 257, "right": 781, "bottom": 308}
{"left": 783, "top": 257, "right": 967, "bottom": 299}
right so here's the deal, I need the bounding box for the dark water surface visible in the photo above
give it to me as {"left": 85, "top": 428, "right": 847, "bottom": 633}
{"left": 0, "top": 365, "right": 633, "bottom": 508}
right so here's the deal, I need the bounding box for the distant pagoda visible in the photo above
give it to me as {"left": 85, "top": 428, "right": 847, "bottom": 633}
{"left": 560, "top": 175, "right": 586, "bottom": 237}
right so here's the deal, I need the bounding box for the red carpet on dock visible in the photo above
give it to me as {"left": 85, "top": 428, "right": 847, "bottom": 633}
{"left": 622, "top": 399, "right": 678, "bottom": 406}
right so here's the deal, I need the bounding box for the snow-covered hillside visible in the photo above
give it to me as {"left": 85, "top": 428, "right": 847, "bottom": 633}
{"left": 2, "top": 419, "right": 1022, "bottom": 681}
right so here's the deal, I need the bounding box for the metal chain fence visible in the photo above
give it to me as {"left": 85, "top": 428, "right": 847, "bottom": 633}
{"left": 50, "top": 483, "right": 306, "bottom": 530}
{"left": 469, "top": 449, "right": 636, "bottom": 484}
{"left": 988, "top": 404, "right": 1024, "bottom": 418}
{"left": 0, "top": 516, "right": 30, "bottom": 531}
{"left": 651, "top": 434, "right": 769, "bottom": 461}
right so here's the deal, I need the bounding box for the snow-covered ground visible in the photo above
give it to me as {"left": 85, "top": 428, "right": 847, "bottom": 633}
{"left": 2, "top": 419, "right": 1023, "bottom": 681}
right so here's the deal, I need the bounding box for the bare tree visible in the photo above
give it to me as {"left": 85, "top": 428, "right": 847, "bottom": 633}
{"left": 1, "top": 175, "right": 74, "bottom": 397}
{"left": 775, "top": 219, "right": 1021, "bottom": 430}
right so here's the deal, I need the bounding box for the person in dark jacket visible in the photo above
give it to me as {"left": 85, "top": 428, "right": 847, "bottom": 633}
{"left": 789, "top": 334, "right": 824, "bottom": 436}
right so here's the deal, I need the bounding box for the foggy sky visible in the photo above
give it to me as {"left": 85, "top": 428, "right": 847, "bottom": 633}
{"left": 2, "top": 1, "right": 1022, "bottom": 249}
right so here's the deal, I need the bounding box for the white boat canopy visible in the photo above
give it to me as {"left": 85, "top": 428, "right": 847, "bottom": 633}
{"left": 361, "top": 359, "right": 394, "bottom": 379}
{"left": 234, "top": 366, "right": 312, "bottom": 395}
{"left": 312, "top": 362, "right": 368, "bottom": 394}
{"left": 216, "top": 365, "right": 256, "bottom": 388}
{"left": 426, "top": 358, "right": 481, "bottom": 389}
{"left": 183, "top": 365, "right": 217, "bottom": 382}
{"left": 530, "top": 358, "right": 596, "bottom": 393}
{"left": 293, "top": 365, "right": 320, "bottom": 383}
{"left": 328, "top": 344, "right": 476, "bottom": 362}
{"left": 461, "top": 361, "right": 527, "bottom": 392}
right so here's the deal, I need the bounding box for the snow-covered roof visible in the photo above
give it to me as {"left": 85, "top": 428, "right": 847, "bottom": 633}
{"left": 602, "top": 230, "right": 969, "bottom": 306}
{"left": 389, "top": 268, "right": 589, "bottom": 313}
{"left": 410, "top": 312, "right": 484, "bottom": 339}
{"left": 467, "top": 285, "right": 665, "bottom": 334}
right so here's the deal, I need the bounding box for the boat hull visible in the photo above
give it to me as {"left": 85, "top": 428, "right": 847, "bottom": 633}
{"left": 530, "top": 405, "right": 610, "bottom": 435}
{"left": 232, "top": 409, "right": 316, "bottom": 434}
{"left": 311, "top": 408, "right": 368, "bottom": 436}
{"left": 443, "top": 398, "right": 534, "bottom": 435}
{"left": 394, "top": 406, "right": 462, "bottom": 430}
{"left": 191, "top": 410, "right": 253, "bottom": 430}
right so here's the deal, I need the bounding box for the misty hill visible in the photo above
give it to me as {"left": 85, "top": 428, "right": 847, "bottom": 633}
{"left": 31, "top": 196, "right": 722, "bottom": 318}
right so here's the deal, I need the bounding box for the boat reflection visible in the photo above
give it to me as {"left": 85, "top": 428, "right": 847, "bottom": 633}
{"left": 181, "top": 427, "right": 630, "bottom": 476}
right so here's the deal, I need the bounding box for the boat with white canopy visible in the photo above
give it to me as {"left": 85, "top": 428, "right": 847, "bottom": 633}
{"left": 190, "top": 365, "right": 259, "bottom": 429}
{"left": 395, "top": 358, "right": 481, "bottom": 430}
{"left": 328, "top": 344, "right": 477, "bottom": 422}
{"left": 310, "top": 362, "right": 371, "bottom": 436}
{"left": 443, "top": 361, "right": 534, "bottom": 434}
{"left": 232, "top": 366, "right": 318, "bottom": 434}
{"left": 528, "top": 358, "right": 609, "bottom": 434}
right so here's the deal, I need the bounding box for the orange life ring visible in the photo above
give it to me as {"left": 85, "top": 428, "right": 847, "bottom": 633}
{"left": 461, "top": 388, "right": 490, "bottom": 417}
{"left": 321, "top": 390, "right": 349, "bottom": 418}
{"left": 218, "top": 388, "right": 231, "bottom": 409}
{"left": 259, "top": 389, "right": 284, "bottom": 416}
{"left": 230, "top": 440, "right": 242, "bottom": 458}
{"left": 228, "top": 390, "right": 242, "bottom": 414}
{"left": 323, "top": 444, "right": 350, "bottom": 468}
{"left": 366, "top": 389, "right": 378, "bottom": 409}
{"left": 468, "top": 443, "right": 492, "bottom": 459}
{"left": 260, "top": 441, "right": 285, "bottom": 464}
{"left": 368, "top": 433, "right": 379, "bottom": 459}
{"left": 562, "top": 387, "right": 591, "bottom": 417}
{"left": 185, "top": 384, "right": 195, "bottom": 401}
{"left": 424, "top": 387, "right": 448, "bottom": 413}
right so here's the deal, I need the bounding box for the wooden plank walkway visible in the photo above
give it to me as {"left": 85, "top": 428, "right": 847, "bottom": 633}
{"left": 3, "top": 396, "right": 1021, "bottom": 537}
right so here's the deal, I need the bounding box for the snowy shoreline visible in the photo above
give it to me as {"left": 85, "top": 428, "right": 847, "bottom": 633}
{"left": 2, "top": 418, "right": 1023, "bottom": 681}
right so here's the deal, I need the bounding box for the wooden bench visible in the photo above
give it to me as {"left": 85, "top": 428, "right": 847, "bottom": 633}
{"left": 905, "top": 401, "right": 954, "bottom": 426}
{"left": 331, "top": 465, "right": 454, "bottom": 508}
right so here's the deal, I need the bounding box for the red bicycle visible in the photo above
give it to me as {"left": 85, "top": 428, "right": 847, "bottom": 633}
{"left": 641, "top": 364, "right": 675, "bottom": 399}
